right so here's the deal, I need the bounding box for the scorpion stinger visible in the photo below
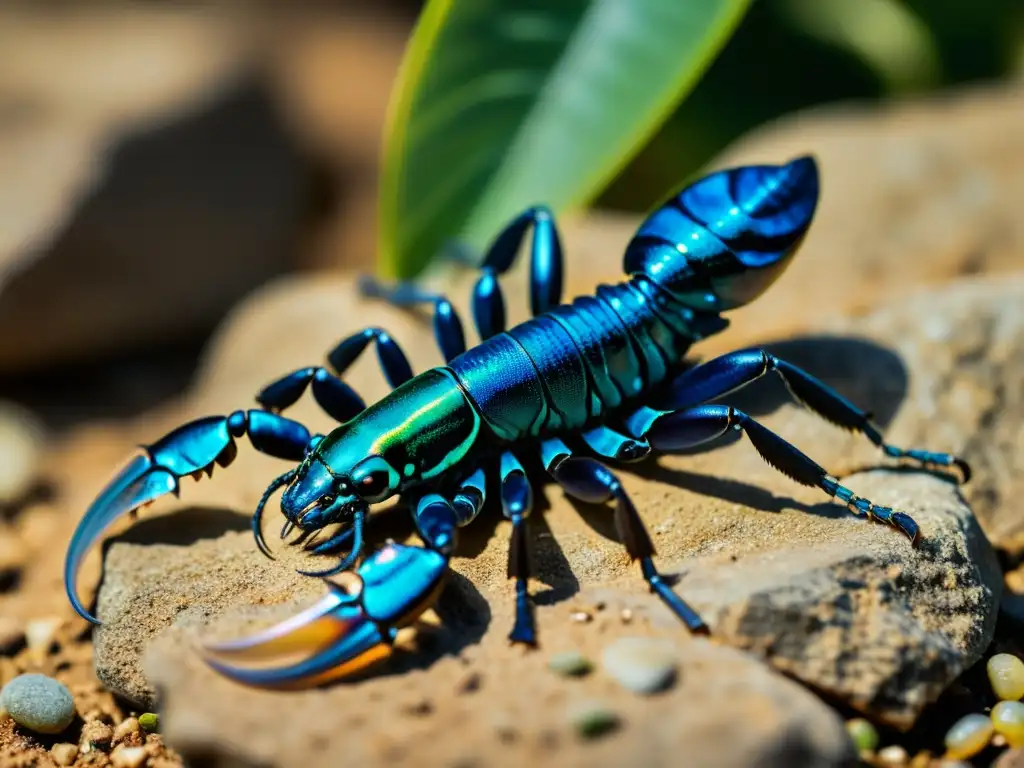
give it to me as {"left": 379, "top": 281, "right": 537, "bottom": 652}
{"left": 202, "top": 494, "right": 459, "bottom": 689}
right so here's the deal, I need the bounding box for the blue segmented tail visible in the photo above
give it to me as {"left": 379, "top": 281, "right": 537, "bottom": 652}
{"left": 624, "top": 156, "right": 819, "bottom": 312}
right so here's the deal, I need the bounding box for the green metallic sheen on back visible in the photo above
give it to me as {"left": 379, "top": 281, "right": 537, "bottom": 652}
{"left": 319, "top": 368, "right": 480, "bottom": 488}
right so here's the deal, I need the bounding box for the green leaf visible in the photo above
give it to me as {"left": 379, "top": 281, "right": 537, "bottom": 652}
{"left": 379, "top": 0, "right": 752, "bottom": 278}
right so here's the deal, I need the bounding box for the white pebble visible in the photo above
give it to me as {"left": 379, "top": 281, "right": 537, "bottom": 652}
{"left": 601, "top": 637, "right": 678, "bottom": 694}
{"left": 0, "top": 402, "right": 44, "bottom": 503}
{"left": 111, "top": 745, "right": 148, "bottom": 768}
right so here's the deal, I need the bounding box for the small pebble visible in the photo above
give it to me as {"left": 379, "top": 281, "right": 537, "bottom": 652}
{"left": 992, "top": 700, "right": 1024, "bottom": 747}
{"left": 988, "top": 654, "right": 1024, "bottom": 701}
{"left": 548, "top": 651, "right": 593, "bottom": 678}
{"left": 944, "top": 713, "right": 994, "bottom": 760}
{"left": 115, "top": 716, "right": 141, "bottom": 742}
{"left": 601, "top": 637, "right": 677, "bottom": 694}
{"left": 138, "top": 712, "right": 159, "bottom": 732}
{"left": 81, "top": 719, "right": 114, "bottom": 751}
{"left": 51, "top": 743, "right": 78, "bottom": 766}
{"left": 0, "top": 401, "right": 44, "bottom": 503}
{"left": 845, "top": 718, "right": 879, "bottom": 753}
{"left": 569, "top": 701, "right": 619, "bottom": 740}
{"left": 25, "top": 617, "right": 61, "bottom": 663}
{"left": 0, "top": 673, "right": 75, "bottom": 734}
{"left": 111, "top": 745, "right": 148, "bottom": 768}
{"left": 620, "top": 609, "right": 633, "bottom": 624}
{"left": 876, "top": 745, "right": 909, "bottom": 768}
{"left": 569, "top": 611, "right": 592, "bottom": 624}
{"left": 877, "top": 744, "right": 908, "bottom": 765}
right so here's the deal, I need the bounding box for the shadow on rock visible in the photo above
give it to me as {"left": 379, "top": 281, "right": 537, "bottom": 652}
{"left": 110, "top": 506, "right": 251, "bottom": 548}
{"left": 344, "top": 570, "right": 491, "bottom": 683}
{"left": 662, "top": 335, "right": 910, "bottom": 455}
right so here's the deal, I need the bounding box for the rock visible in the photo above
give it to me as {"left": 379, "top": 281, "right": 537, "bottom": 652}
{"left": 80, "top": 719, "right": 114, "bottom": 751}
{"left": 24, "top": 617, "right": 61, "bottom": 661}
{"left": 146, "top": 588, "right": 854, "bottom": 767}
{"left": 547, "top": 650, "right": 593, "bottom": 678}
{"left": 55, "top": 83, "right": 1024, "bottom": 762}
{"left": 0, "top": 401, "right": 44, "bottom": 504}
{"left": 0, "top": 673, "right": 75, "bottom": 734}
{"left": 51, "top": 743, "right": 78, "bottom": 766}
{"left": 111, "top": 745, "right": 148, "bottom": 768}
{"left": 601, "top": 637, "right": 678, "bottom": 694}
{"left": 114, "top": 716, "right": 141, "bottom": 743}
{"left": 0, "top": 6, "right": 317, "bottom": 372}
{"left": 567, "top": 700, "right": 619, "bottom": 740}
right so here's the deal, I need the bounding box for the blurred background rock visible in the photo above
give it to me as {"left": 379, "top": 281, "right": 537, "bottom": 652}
{"left": 0, "top": 0, "right": 1020, "bottom": 432}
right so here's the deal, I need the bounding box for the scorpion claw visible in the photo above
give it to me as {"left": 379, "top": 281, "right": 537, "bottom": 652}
{"left": 65, "top": 412, "right": 302, "bottom": 625}
{"left": 201, "top": 542, "right": 449, "bottom": 690}
{"left": 65, "top": 453, "right": 180, "bottom": 624}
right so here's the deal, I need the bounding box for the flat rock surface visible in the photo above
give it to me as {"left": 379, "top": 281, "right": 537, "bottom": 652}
{"left": 22, "top": 82, "right": 1023, "bottom": 767}
{"left": 82, "top": 272, "right": 1013, "bottom": 768}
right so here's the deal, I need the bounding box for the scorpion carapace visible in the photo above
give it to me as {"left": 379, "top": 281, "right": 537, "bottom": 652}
{"left": 64, "top": 156, "right": 971, "bottom": 689}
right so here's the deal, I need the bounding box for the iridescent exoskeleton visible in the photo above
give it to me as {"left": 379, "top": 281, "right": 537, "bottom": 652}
{"left": 64, "top": 157, "right": 970, "bottom": 689}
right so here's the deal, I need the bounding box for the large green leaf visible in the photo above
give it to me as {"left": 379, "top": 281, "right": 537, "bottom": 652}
{"left": 379, "top": 0, "right": 752, "bottom": 278}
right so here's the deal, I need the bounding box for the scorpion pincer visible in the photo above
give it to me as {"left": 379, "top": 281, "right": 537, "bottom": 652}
{"left": 63, "top": 156, "right": 971, "bottom": 689}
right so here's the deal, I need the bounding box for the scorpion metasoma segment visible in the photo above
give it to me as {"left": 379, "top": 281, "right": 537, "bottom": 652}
{"left": 64, "top": 156, "right": 971, "bottom": 689}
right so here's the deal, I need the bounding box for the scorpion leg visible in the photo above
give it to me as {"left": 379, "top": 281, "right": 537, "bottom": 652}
{"left": 500, "top": 451, "right": 537, "bottom": 645}
{"left": 627, "top": 404, "right": 921, "bottom": 544}
{"left": 541, "top": 438, "right": 707, "bottom": 632}
{"left": 327, "top": 327, "right": 415, "bottom": 390}
{"left": 580, "top": 425, "right": 651, "bottom": 463}
{"left": 255, "top": 322, "right": 419, "bottom": 427}
{"left": 652, "top": 348, "right": 971, "bottom": 482}
{"left": 65, "top": 410, "right": 314, "bottom": 624}
{"left": 202, "top": 493, "right": 460, "bottom": 689}
{"left": 473, "top": 206, "right": 564, "bottom": 338}
{"left": 357, "top": 278, "right": 467, "bottom": 362}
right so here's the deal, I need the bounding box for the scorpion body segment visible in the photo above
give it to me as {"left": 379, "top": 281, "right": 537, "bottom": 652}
{"left": 64, "top": 156, "right": 971, "bottom": 689}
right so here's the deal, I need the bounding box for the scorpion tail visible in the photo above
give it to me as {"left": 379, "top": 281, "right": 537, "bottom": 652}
{"left": 201, "top": 542, "right": 449, "bottom": 689}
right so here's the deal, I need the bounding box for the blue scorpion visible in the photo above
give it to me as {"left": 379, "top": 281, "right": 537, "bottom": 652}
{"left": 64, "top": 156, "right": 970, "bottom": 689}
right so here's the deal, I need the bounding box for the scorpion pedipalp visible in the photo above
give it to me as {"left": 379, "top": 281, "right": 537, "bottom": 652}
{"left": 201, "top": 542, "right": 449, "bottom": 689}
{"left": 65, "top": 411, "right": 313, "bottom": 625}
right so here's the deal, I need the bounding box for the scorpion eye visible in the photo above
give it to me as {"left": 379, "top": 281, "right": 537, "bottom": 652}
{"left": 350, "top": 457, "right": 399, "bottom": 504}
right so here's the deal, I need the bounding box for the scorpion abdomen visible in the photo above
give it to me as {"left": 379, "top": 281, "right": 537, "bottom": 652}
{"left": 448, "top": 276, "right": 706, "bottom": 443}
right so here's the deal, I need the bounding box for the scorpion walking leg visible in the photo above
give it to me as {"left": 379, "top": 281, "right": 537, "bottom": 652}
{"left": 652, "top": 348, "right": 971, "bottom": 481}
{"left": 540, "top": 439, "right": 707, "bottom": 632}
{"left": 473, "top": 206, "right": 564, "bottom": 338}
{"left": 357, "top": 279, "right": 467, "bottom": 362}
{"left": 500, "top": 451, "right": 538, "bottom": 645}
{"left": 626, "top": 404, "right": 921, "bottom": 544}
{"left": 254, "top": 323, "right": 419, "bottom": 426}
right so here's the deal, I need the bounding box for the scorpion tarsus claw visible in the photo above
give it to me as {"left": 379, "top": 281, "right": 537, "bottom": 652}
{"left": 201, "top": 543, "right": 449, "bottom": 690}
